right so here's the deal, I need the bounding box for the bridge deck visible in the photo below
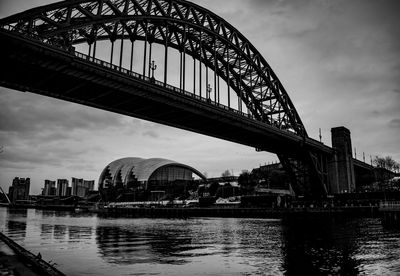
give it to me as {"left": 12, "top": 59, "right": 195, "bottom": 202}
{"left": 0, "top": 30, "right": 333, "bottom": 157}
{"left": 353, "top": 158, "right": 374, "bottom": 171}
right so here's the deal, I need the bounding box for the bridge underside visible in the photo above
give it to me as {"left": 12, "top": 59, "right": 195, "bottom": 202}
{"left": 1, "top": 31, "right": 307, "bottom": 154}
{"left": 0, "top": 30, "right": 333, "bottom": 196}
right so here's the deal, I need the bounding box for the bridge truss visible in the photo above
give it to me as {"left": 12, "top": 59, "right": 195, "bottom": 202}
{"left": 0, "top": 0, "right": 329, "bottom": 196}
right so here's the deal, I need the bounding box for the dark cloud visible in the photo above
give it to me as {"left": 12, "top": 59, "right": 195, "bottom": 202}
{"left": 242, "top": 0, "right": 400, "bottom": 74}
{"left": 0, "top": 142, "right": 104, "bottom": 170}
{"left": 67, "top": 164, "right": 97, "bottom": 172}
{"left": 0, "top": 90, "right": 125, "bottom": 134}
{"left": 142, "top": 130, "right": 159, "bottom": 138}
{"left": 0, "top": 89, "right": 130, "bottom": 160}
{"left": 0, "top": 147, "right": 63, "bottom": 168}
{"left": 389, "top": 119, "right": 400, "bottom": 129}
{"left": 0, "top": 0, "right": 57, "bottom": 17}
{"left": 0, "top": 90, "right": 112, "bottom": 173}
{"left": 36, "top": 132, "right": 73, "bottom": 141}
{"left": 0, "top": 160, "right": 36, "bottom": 171}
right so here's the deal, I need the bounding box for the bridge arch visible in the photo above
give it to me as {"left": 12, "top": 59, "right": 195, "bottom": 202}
{"left": 1, "top": 0, "right": 332, "bottom": 196}
{"left": 0, "top": 0, "right": 306, "bottom": 136}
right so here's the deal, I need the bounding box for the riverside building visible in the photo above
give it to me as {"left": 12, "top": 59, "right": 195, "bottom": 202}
{"left": 56, "top": 179, "right": 69, "bottom": 197}
{"left": 8, "top": 177, "right": 30, "bottom": 203}
{"left": 98, "top": 157, "right": 205, "bottom": 202}
{"left": 72, "top": 177, "right": 95, "bottom": 197}
{"left": 43, "top": 180, "right": 56, "bottom": 196}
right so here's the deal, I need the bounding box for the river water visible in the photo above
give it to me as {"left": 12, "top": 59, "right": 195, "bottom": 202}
{"left": 0, "top": 207, "right": 399, "bottom": 276}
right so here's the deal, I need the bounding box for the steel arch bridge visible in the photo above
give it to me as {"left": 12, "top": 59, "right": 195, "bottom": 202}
{"left": 0, "top": 0, "right": 333, "bottom": 196}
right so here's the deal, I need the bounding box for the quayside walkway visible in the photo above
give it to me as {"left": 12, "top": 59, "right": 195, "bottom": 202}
{"left": 0, "top": 232, "right": 65, "bottom": 276}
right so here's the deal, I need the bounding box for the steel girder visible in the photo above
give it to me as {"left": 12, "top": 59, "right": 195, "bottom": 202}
{"left": 0, "top": 0, "right": 330, "bottom": 196}
{"left": 0, "top": 0, "right": 306, "bottom": 136}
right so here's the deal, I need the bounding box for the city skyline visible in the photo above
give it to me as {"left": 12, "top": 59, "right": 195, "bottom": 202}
{"left": 1, "top": 0, "right": 399, "bottom": 194}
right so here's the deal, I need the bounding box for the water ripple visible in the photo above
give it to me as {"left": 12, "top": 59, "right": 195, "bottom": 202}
{"left": 1, "top": 208, "right": 399, "bottom": 276}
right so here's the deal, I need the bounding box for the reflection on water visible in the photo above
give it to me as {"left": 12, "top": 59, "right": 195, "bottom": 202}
{"left": 0, "top": 207, "right": 399, "bottom": 276}
{"left": 69, "top": 225, "right": 92, "bottom": 241}
{"left": 282, "top": 217, "right": 361, "bottom": 275}
{"left": 4, "top": 208, "right": 27, "bottom": 240}
{"left": 96, "top": 223, "right": 193, "bottom": 265}
{"left": 53, "top": 224, "right": 67, "bottom": 240}
{"left": 6, "top": 220, "right": 27, "bottom": 239}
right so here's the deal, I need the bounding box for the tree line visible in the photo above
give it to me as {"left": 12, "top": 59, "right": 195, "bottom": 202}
{"left": 373, "top": 156, "right": 400, "bottom": 173}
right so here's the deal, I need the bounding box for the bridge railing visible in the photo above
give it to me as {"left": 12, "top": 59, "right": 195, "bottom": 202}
{"left": 0, "top": 25, "right": 305, "bottom": 135}
{"left": 73, "top": 50, "right": 257, "bottom": 121}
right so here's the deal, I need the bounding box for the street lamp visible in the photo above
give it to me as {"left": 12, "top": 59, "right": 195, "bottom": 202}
{"left": 207, "top": 84, "right": 212, "bottom": 101}
{"left": 150, "top": 60, "right": 157, "bottom": 81}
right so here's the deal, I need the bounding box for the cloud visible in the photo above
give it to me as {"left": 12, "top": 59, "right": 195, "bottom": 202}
{"left": 0, "top": 160, "right": 36, "bottom": 171}
{"left": 0, "top": 89, "right": 123, "bottom": 174}
{"left": 0, "top": 142, "right": 104, "bottom": 169}
{"left": 0, "top": 0, "right": 58, "bottom": 18}
{"left": 389, "top": 119, "right": 400, "bottom": 129}
{"left": 0, "top": 89, "right": 125, "bottom": 135}
{"left": 67, "top": 164, "right": 97, "bottom": 172}
{"left": 142, "top": 130, "right": 159, "bottom": 138}
{"left": 0, "top": 88, "right": 129, "bottom": 148}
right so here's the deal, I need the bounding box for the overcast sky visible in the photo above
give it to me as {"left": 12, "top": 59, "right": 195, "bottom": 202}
{"left": 0, "top": 0, "right": 399, "bottom": 195}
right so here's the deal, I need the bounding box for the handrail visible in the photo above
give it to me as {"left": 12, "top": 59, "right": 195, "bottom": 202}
{"left": 72, "top": 50, "right": 255, "bottom": 119}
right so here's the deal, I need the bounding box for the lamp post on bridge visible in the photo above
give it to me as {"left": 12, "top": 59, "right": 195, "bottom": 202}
{"left": 207, "top": 84, "right": 212, "bottom": 102}
{"left": 319, "top": 128, "right": 322, "bottom": 143}
{"left": 150, "top": 60, "right": 157, "bottom": 82}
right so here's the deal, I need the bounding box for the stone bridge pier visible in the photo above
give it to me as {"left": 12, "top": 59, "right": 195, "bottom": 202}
{"left": 328, "top": 126, "right": 356, "bottom": 194}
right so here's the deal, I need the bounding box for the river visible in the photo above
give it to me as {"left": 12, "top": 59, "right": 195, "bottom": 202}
{"left": 0, "top": 207, "right": 399, "bottom": 275}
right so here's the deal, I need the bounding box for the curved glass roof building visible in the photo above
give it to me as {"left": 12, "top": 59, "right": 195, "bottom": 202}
{"left": 98, "top": 157, "right": 206, "bottom": 191}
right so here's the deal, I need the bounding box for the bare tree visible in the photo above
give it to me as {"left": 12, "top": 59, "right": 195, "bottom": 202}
{"left": 221, "top": 170, "right": 231, "bottom": 177}
{"left": 373, "top": 156, "right": 400, "bottom": 172}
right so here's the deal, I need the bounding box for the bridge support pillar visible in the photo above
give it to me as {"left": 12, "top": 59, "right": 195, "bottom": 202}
{"left": 329, "top": 126, "right": 356, "bottom": 193}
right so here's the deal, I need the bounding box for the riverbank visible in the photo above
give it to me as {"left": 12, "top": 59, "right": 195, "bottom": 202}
{"left": 99, "top": 205, "right": 380, "bottom": 218}
{"left": 0, "top": 239, "right": 40, "bottom": 276}
{"left": 0, "top": 232, "right": 66, "bottom": 276}
{"left": 2, "top": 204, "right": 380, "bottom": 218}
